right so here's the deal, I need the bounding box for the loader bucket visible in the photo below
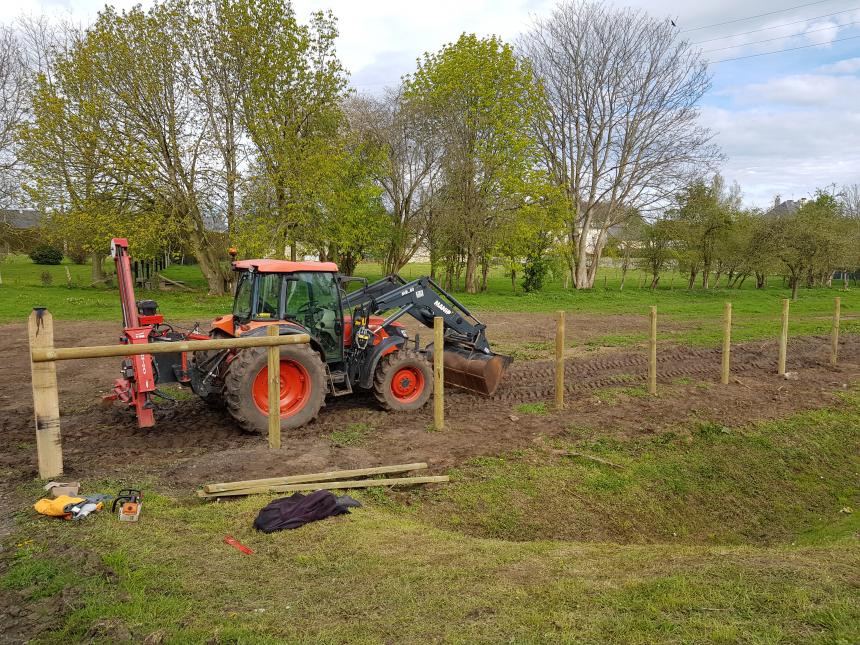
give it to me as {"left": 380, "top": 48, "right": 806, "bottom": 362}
{"left": 441, "top": 349, "right": 512, "bottom": 396}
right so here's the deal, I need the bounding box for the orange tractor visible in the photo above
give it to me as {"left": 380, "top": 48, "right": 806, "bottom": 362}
{"left": 108, "top": 239, "right": 511, "bottom": 432}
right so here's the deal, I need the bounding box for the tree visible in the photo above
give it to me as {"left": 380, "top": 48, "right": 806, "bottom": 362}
{"left": 520, "top": 1, "right": 720, "bottom": 289}
{"left": 403, "top": 33, "right": 548, "bottom": 293}
{"left": 0, "top": 25, "right": 27, "bottom": 209}
{"left": 636, "top": 218, "right": 674, "bottom": 289}
{"left": 771, "top": 191, "right": 848, "bottom": 300}
{"left": 669, "top": 175, "right": 738, "bottom": 289}
{"left": 345, "top": 90, "right": 442, "bottom": 275}
{"left": 230, "top": 0, "right": 347, "bottom": 261}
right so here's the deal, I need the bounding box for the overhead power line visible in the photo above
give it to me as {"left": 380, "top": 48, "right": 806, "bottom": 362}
{"left": 681, "top": 0, "right": 837, "bottom": 33}
{"left": 702, "top": 19, "right": 859, "bottom": 52}
{"left": 691, "top": 6, "right": 859, "bottom": 44}
{"left": 710, "top": 32, "right": 860, "bottom": 62}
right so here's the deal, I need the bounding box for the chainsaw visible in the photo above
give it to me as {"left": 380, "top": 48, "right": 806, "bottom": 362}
{"left": 112, "top": 488, "right": 143, "bottom": 522}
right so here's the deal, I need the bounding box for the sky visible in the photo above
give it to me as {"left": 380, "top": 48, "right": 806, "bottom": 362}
{"left": 4, "top": 0, "right": 860, "bottom": 208}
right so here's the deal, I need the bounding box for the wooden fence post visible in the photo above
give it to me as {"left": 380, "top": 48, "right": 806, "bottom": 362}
{"left": 778, "top": 298, "right": 789, "bottom": 375}
{"left": 831, "top": 297, "right": 841, "bottom": 366}
{"left": 648, "top": 306, "right": 657, "bottom": 395}
{"left": 434, "top": 317, "right": 444, "bottom": 431}
{"left": 555, "top": 311, "right": 565, "bottom": 410}
{"left": 721, "top": 301, "right": 732, "bottom": 385}
{"left": 27, "top": 309, "right": 63, "bottom": 478}
{"left": 267, "top": 325, "right": 281, "bottom": 450}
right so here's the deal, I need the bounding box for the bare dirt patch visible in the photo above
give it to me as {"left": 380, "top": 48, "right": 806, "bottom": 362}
{"left": 0, "top": 315, "right": 857, "bottom": 495}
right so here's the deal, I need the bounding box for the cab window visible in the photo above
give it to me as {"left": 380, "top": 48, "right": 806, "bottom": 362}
{"left": 232, "top": 272, "right": 253, "bottom": 320}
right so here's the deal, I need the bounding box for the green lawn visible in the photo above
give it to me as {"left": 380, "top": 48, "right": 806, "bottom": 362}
{"left": 1, "top": 255, "right": 857, "bottom": 347}
{"left": 4, "top": 387, "right": 859, "bottom": 643}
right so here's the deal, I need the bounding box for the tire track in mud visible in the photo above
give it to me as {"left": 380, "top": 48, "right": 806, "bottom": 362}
{"left": 451, "top": 335, "right": 857, "bottom": 406}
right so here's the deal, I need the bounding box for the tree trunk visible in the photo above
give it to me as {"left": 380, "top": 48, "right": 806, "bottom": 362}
{"left": 619, "top": 266, "right": 627, "bottom": 291}
{"left": 650, "top": 274, "right": 659, "bottom": 289}
{"left": 791, "top": 277, "right": 799, "bottom": 301}
{"left": 464, "top": 251, "right": 478, "bottom": 294}
{"left": 756, "top": 273, "right": 765, "bottom": 289}
{"left": 701, "top": 265, "right": 710, "bottom": 289}
{"left": 480, "top": 256, "right": 490, "bottom": 292}
{"left": 91, "top": 253, "right": 104, "bottom": 282}
{"left": 290, "top": 242, "right": 297, "bottom": 262}
{"left": 687, "top": 268, "right": 698, "bottom": 290}
{"left": 511, "top": 267, "right": 517, "bottom": 293}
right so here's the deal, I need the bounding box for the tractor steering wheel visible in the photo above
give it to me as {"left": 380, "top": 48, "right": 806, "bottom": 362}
{"left": 296, "top": 301, "right": 325, "bottom": 327}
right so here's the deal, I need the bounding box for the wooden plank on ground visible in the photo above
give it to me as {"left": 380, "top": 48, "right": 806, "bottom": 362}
{"left": 197, "top": 474, "right": 448, "bottom": 498}
{"left": 203, "top": 462, "right": 429, "bottom": 493}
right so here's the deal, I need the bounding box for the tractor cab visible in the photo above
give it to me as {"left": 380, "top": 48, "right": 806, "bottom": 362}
{"left": 226, "top": 260, "right": 344, "bottom": 361}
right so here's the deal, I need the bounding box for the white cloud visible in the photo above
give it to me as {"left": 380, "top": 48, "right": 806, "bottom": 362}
{"left": 817, "top": 57, "right": 860, "bottom": 74}
{"left": 723, "top": 74, "right": 860, "bottom": 107}
{"left": 701, "top": 105, "right": 860, "bottom": 205}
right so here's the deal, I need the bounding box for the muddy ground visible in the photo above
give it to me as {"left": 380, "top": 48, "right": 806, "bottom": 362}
{"left": 1, "top": 313, "right": 858, "bottom": 509}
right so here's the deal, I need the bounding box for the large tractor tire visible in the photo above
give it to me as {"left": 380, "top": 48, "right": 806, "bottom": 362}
{"left": 373, "top": 349, "right": 434, "bottom": 411}
{"left": 193, "top": 329, "right": 230, "bottom": 409}
{"left": 224, "top": 342, "right": 327, "bottom": 434}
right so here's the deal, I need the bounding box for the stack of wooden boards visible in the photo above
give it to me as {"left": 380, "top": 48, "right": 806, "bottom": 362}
{"left": 198, "top": 462, "right": 447, "bottom": 499}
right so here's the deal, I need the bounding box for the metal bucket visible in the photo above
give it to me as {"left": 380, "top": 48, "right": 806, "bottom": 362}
{"left": 441, "top": 348, "right": 512, "bottom": 396}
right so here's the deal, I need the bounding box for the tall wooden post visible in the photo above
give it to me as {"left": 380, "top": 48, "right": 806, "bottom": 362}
{"left": 831, "top": 297, "right": 841, "bottom": 366}
{"left": 648, "top": 306, "right": 657, "bottom": 395}
{"left": 721, "top": 302, "right": 732, "bottom": 385}
{"left": 27, "top": 309, "right": 63, "bottom": 478}
{"left": 434, "top": 317, "right": 444, "bottom": 431}
{"left": 555, "top": 311, "right": 565, "bottom": 410}
{"left": 267, "top": 325, "right": 281, "bottom": 450}
{"left": 778, "top": 298, "right": 789, "bottom": 375}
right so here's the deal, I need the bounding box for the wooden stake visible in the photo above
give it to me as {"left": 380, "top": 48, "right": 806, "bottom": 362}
{"left": 434, "top": 316, "right": 444, "bottom": 431}
{"left": 721, "top": 301, "right": 732, "bottom": 385}
{"left": 204, "top": 462, "right": 429, "bottom": 493}
{"left": 648, "top": 306, "right": 657, "bottom": 395}
{"left": 778, "top": 298, "right": 789, "bottom": 375}
{"left": 267, "top": 325, "right": 281, "bottom": 450}
{"left": 27, "top": 309, "right": 63, "bottom": 478}
{"left": 555, "top": 310, "right": 565, "bottom": 410}
{"left": 831, "top": 297, "right": 841, "bottom": 365}
{"left": 197, "top": 475, "right": 450, "bottom": 498}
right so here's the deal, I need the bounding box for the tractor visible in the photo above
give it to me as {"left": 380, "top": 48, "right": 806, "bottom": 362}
{"left": 108, "top": 238, "right": 511, "bottom": 432}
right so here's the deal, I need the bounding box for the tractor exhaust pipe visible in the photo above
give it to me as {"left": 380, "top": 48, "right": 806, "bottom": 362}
{"left": 436, "top": 346, "right": 512, "bottom": 396}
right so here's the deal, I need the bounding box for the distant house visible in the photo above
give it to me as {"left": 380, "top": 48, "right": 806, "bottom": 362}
{"left": 0, "top": 208, "right": 41, "bottom": 230}
{"left": 766, "top": 199, "right": 806, "bottom": 218}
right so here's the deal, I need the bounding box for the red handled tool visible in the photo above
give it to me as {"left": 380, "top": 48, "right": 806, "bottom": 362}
{"left": 224, "top": 535, "right": 254, "bottom": 555}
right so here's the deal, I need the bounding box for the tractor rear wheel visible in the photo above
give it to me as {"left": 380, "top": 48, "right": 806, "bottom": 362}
{"left": 373, "top": 349, "right": 433, "bottom": 411}
{"left": 224, "top": 341, "right": 326, "bottom": 434}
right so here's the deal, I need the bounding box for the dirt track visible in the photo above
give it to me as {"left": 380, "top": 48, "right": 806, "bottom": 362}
{"left": 1, "top": 316, "right": 858, "bottom": 496}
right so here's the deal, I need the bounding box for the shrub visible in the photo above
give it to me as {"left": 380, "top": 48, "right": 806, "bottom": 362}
{"left": 29, "top": 245, "right": 63, "bottom": 265}
{"left": 521, "top": 254, "right": 549, "bottom": 292}
{"left": 66, "top": 246, "right": 88, "bottom": 264}
{"left": 40, "top": 271, "right": 53, "bottom": 286}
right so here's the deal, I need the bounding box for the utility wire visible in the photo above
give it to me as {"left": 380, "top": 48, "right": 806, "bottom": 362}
{"left": 702, "top": 19, "right": 859, "bottom": 52}
{"left": 691, "top": 6, "right": 859, "bottom": 44}
{"left": 681, "top": 0, "right": 837, "bottom": 33}
{"left": 710, "top": 32, "right": 860, "bottom": 61}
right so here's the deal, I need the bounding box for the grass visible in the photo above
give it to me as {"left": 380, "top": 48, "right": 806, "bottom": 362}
{"left": 329, "top": 422, "right": 374, "bottom": 446}
{"left": 1, "top": 254, "right": 857, "bottom": 350}
{"left": 515, "top": 402, "right": 549, "bottom": 415}
{"left": 410, "top": 388, "right": 860, "bottom": 546}
{"left": 3, "top": 388, "right": 858, "bottom": 643}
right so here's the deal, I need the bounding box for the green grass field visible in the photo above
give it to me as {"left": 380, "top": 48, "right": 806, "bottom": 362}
{"left": 1, "top": 254, "right": 857, "bottom": 347}
{"left": 4, "top": 388, "right": 859, "bottom": 643}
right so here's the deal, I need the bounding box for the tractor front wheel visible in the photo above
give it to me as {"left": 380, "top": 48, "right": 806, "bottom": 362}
{"left": 224, "top": 342, "right": 326, "bottom": 434}
{"left": 373, "top": 349, "right": 433, "bottom": 411}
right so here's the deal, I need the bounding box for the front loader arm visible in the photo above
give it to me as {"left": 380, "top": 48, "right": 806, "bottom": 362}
{"left": 351, "top": 275, "right": 493, "bottom": 354}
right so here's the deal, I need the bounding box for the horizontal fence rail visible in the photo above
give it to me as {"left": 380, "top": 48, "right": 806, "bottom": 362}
{"left": 31, "top": 333, "right": 311, "bottom": 363}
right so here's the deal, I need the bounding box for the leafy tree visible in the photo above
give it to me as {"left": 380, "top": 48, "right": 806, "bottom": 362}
{"left": 636, "top": 219, "right": 674, "bottom": 289}
{"left": 403, "top": 33, "right": 549, "bottom": 293}
{"left": 229, "top": 0, "right": 348, "bottom": 261}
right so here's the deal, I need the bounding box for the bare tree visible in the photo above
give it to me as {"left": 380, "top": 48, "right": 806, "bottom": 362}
{"left": 520, "top": 1, "right": 721, "bottom": 289}
{"left": 0, "top": 24, "right": 29, "bottom": 208}
{"left": 346, "top": 89, "right": 441, "bottom": 275}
